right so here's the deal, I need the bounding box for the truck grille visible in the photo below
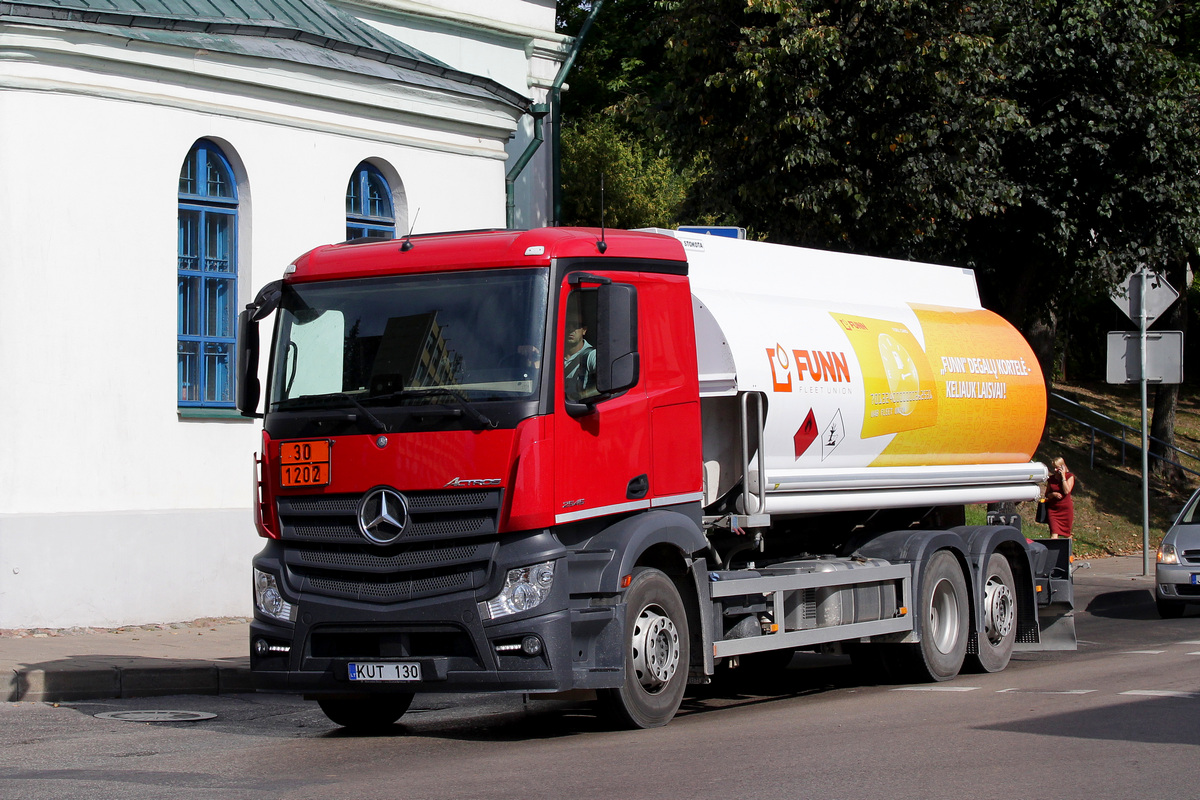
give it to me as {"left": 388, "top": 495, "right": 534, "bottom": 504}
{"left": 276, "top": 490, "right": 501, "bottom": 604}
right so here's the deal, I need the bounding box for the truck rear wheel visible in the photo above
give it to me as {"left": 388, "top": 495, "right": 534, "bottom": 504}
{"left": 899, "top": 550, "right": 968, "bottom": 682}
{"left": 317, "top": 693, "right": 413, "bottom": 732}
{"left": 967, "top": 553, "right": 1017, "bottom": 673}
{"left": 598, "top": 567, "right": 690, "bottom": 729}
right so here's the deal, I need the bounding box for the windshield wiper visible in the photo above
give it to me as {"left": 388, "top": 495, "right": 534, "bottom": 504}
{"left": 369, "top": 387, "right": 498, "bottom": 429}
{"left": 275, "top": 392, "right": 388, "bottom": 433}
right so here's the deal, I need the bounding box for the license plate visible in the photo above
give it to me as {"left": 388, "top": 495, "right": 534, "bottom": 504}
{"left": 348, "top": 662, "right": 421, "bottom": 682}
{"left": 279, "top": 440, "right": 331, "bottom": 488}
{"left": 1191, "top": 574, "right": 1200, "bottom": 585}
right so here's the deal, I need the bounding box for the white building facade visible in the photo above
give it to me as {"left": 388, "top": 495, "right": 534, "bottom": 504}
{"left": 0, "top": 0, "right": 568, "bottom": 627}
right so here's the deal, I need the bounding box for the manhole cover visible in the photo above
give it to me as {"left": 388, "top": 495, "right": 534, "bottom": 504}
{"left": 94, "top": 710, "right": 217, "bottom": 722}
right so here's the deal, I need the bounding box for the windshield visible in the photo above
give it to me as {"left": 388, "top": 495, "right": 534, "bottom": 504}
{"left": 268, "top": 269, "right": 549, "bottom": 414}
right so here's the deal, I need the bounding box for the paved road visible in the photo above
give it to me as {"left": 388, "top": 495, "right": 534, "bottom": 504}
{"left": 3, "top": 562, "right": 1198, "bottom": 800}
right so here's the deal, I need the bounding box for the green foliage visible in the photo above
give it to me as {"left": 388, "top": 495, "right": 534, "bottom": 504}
{"left": 965, "top": 0, "right": 1200, "bottom": 332}
{"left": 653, "top": 0, "right": 1029, "bottom": 253}
{"left": 560, "top": 114, "right": 697, "bottom": 229}
{"left": 556, "top": 0, "right": 667, "bottom": 125}
{"left": 559, "top": 0, "right": 1200, "bottom": 351}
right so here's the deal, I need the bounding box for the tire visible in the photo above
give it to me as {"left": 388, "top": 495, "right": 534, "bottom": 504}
{"left": 597, "top": 567, "right": 690, "bottom": 729}
{"left": 317, "top": 693, "right": 413, "bottom": 732}
{"left": 967, "top": 553, "right": 1018, "bottom": 673}
{"left": 1156, "top": 597, "right": 1186, "bottom": 619}
{"left": 896, "top": 550, "right": 969, "bottom": 682}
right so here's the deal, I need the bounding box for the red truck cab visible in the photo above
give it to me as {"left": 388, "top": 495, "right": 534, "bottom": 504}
{"left": 241, "top": 228, "right": 704, "bottom": 727}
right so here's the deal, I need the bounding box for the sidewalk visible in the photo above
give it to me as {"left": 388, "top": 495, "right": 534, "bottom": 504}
{"left": 2, "top": 617, "right": 251, "bottom": 703}
{"left": 0, "top": 556, "right": 1160, "bottom": 704}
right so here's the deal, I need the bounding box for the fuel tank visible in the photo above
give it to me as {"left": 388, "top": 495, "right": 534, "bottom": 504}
{"left": 662, "top": 230, "right": 1048, "bottom": 514}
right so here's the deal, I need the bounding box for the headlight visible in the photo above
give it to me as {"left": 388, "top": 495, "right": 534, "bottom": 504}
{"left": 254, "top": 568, "right": 296, "bottom": 622}
{"left": 483, "top": 561, "right": 556, "bottom": 620}
{"left": 1157, "top": 544, "right": 1179, "bottom": 565}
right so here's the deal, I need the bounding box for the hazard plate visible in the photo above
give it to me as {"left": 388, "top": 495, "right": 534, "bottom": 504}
{"left": 279, "top": 439, "right": 331, "bottom": 488}
{"left": 348, "top": 662, "right": 421, "bottom": 682}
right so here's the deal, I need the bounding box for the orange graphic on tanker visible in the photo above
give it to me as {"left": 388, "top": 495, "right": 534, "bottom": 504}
{"left": 871, "top": 305, "right": 1046, "bottom": 467}
{"left": 831, "top": 313, "right": 938, "bottom": 438}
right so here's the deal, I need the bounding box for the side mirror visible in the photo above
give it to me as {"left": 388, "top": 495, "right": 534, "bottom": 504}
{"left": 595, "top": 282, "right": 639, "bottom": 395}
{"left": 236, "top": 307, "right": 261, "bottom": 417}
{"left": 236, "top": 280, "right": 284, "bottom": 418}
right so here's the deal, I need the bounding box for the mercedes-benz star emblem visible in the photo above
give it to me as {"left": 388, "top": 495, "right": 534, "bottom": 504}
{"left": 357, "top": 487, "right": 409, "bottom": 545}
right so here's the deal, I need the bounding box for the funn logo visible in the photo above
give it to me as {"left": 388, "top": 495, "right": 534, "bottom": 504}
{"left": 766, "top": 345, "right": 851, "bottom": 392}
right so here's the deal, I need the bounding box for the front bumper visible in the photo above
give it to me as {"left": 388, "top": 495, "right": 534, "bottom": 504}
{"left": 251, "top": 604, "right": 577, "bottom": 695}
{"left": 1156, "top": 563, "right": 1200, "bottom": 601}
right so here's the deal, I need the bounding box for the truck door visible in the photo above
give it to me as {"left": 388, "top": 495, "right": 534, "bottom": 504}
{"left": 554, "top": 275, "right": 651, "bottom": 524}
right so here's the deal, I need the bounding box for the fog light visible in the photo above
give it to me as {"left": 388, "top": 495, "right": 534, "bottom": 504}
{"left": 254, "top": 637, "right": 291, "bottom": 656}
{"left": 521, "top": 635, "right": 543, "bottom": 656}
{"left": 483, "top": 561, "right": 556, "bottom": 619}
{"left": 254, "top": 568, "right": 296, "bottom": 623}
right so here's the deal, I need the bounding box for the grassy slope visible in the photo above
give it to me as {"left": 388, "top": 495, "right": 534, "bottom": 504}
{"left": 968, "top": 380, "right": 1200, "bottom": 558}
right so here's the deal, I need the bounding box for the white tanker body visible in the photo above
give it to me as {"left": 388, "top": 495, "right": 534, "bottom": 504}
{"left": 672, "top": 230, "right": 1049, "bottom": 517}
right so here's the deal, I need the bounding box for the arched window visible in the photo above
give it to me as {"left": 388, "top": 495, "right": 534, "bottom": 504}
{"left": 346, "top": 162, "right": 395, "bottom": 240}
{"left": 178, "top": 139, "right": 238, "bottom": 408}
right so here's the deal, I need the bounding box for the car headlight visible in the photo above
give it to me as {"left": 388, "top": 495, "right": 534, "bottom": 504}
{"left": 254, "top": 568, "right": 296, "bottom": 623}
{"left": 1157, "top": 544, "right": 1179, "bottom": 565}
{"left": 483, "top": 561, "right": 556, "bottom": 619}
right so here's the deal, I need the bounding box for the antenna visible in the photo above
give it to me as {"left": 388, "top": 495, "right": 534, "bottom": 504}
{"left": 597, "top": 173, "right": 607, "bottom": 254}
{"left": 400, "top": 208, "right": 421, "bottom": 252}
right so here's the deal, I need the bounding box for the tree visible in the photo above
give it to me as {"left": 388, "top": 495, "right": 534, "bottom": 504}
{"left": 652, "top": 0, "right": 1025, "bottom": 255}
{"left": 648, "top": 1, "right": 1200, "bottom": 394}
{"left": 560, "top": 113, "right": 696, "bottom": 229}
{"left": 556, "top": 1, "right": 710, "bottom": 227}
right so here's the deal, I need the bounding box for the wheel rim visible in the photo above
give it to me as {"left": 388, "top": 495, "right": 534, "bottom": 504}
{"left": 631, "top": 603, "right": 681, "bottom": 693}
{"left": 983, "top": 573, "right": 1016, "bottom": 645}
{"left": 929, "top": 577, "right": 962, "bottom": 655}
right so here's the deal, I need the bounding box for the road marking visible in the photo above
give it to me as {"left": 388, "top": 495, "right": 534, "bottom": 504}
{"left": 1120, "top": 650, "right": 1165, "bottom": 654}
{"left": 892, "top": 686, "right": 979, "bottom": 692}
{"left": 996, "top": 688, "right": 1096, "bottom": 695}
{"left": 1121, "top": 690, "right": 1200, "bottom": 699}
{"left": 1182, "top": 641, "right": 1200, "bottom": 645}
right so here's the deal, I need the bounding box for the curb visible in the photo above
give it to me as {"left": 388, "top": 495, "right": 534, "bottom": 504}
{"left": 7, "top": 658, "right": 253, "bottom": 703}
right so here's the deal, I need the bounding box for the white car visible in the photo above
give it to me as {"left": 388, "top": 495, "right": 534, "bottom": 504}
{"left": 1156, "top": 488, "right": 1200, "bottom": 618}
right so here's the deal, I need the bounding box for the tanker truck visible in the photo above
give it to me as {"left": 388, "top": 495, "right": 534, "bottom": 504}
{"left": 236, "top": 227, "right": 1074, "bottom": 731}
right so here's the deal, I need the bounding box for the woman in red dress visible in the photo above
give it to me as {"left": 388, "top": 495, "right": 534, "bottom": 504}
{"left": 1045, "top": 457, "right": 1075, "bottom": 538}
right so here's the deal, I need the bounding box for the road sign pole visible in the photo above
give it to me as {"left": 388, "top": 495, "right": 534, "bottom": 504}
{"left": 1140, "top": 266, "right": 1151, "bottom": 577}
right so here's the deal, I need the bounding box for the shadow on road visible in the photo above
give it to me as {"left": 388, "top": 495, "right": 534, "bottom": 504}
{"left": 976, "top": 695, "right": 1200, "bottom": 746}
{"left": 334, "top": 656, "right": 871, "bottom": 742}
{"left": 1085, "top": 589, "right": 1158, "bottom": 620}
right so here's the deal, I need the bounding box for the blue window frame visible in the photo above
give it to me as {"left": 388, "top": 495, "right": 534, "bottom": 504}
{"left": 178, "top": 140, "right": 238, "bottom": 407}
{"left": 346, "top": 163, "right": 395, "bottom": 240}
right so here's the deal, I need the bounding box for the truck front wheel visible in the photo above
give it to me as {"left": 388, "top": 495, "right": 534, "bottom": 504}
{"left": 598, "top": 567, "right": 690, "bottom": 729}
{"left": 317, "top": 693, "right": 413, "bottom": 732}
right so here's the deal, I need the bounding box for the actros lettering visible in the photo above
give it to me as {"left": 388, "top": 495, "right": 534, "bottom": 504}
{"left": 444, "top": 477, "right": 502, "bottom": 487}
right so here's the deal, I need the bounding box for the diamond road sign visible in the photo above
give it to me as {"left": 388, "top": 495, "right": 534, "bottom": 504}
{"left": 1110, "top": 271, "right": 1179, "bottom": 326}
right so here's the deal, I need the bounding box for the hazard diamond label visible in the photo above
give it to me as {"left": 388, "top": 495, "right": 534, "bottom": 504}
{"left": 794, "top": 408, "right": 818, "bottom": 459}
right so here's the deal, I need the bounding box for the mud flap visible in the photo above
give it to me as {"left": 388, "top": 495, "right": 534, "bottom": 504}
{"left": 1028, "top": 604, "right": 1077, "bottom": 651}
{"left": 1015, "top": 537, "right": 1077, "bottom": 652}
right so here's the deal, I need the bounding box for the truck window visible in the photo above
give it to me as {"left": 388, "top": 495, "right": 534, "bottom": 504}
{"left": 268, "top": 269, "right": 549, "bottom": 413}
{"left": 563, "top": 289, "right": 598, "bottom": 403}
